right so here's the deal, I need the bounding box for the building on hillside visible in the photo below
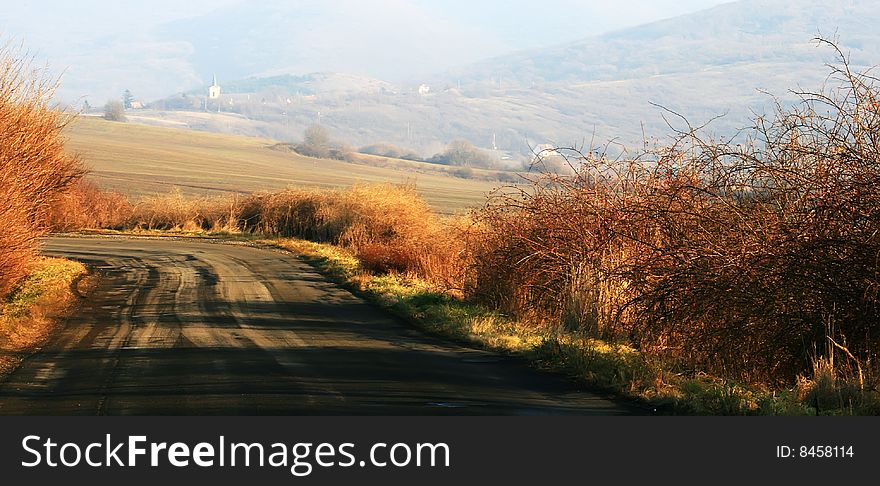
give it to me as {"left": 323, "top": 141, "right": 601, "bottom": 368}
{"left": 208, "top": 74, "right": 222, "bottom": 100}
{"left": 534, "top": 143, "right": 557, "bottom": 156}
{"left": 418, "top": 84, "right": 431, "bottom": 95}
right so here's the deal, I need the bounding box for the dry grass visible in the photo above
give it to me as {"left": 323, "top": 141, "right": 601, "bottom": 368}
{"left": 131, "top": 189, "right": 242, "bottom": 233}
{"left": 0, "top": 257, "right": 88, "bottom": 378}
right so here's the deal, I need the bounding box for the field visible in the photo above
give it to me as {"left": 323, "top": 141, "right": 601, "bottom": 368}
{"left": 62, "top": 117, "right": 503, "bottom": 214}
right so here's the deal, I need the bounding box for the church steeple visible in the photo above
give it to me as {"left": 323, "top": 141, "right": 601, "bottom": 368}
{"left": 208, "top": 74, "right": 221, "bottom": 100}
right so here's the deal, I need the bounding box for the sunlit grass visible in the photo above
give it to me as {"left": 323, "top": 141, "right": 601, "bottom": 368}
{"left": 0, "top": 257, "right": 87, "bottom": 377}
{"left": 1, "top": 258, "right": 86, "bottom": 319}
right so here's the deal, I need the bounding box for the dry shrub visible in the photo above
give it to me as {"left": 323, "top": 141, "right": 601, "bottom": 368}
{"left": 47, "top": 180, "right": 132, "bottom": 231}
{"left": 469, "top": 39, "right": 880, "bottom": 385}
{"left": 241, "top": 184, "right": 465, "bottom": 284}
{"left": 0, "top": 42, "right": 84, "bottom": 296}
{"left": 795, "top": 331, "right": 879, "bottom": 414}
{"left": 335, "top": 184, "right": 446, "bottom": 276}
{"left": 131, "top": 189, "right": 242, "bottom": 233}
{"left": 110, "top": 183, "right": 465, "bottom": 285}
{"left": 240, "top": 188, "right": 335, "bottom": 239}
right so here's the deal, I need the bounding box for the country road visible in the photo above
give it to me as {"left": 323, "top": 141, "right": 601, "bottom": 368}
{"left": 0, "top": 236, "right": 631, "bottom": 415}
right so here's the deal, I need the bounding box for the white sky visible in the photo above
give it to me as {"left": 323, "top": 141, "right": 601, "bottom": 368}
{"left": 0, "top": 0, "right": 732, "bottom": 103}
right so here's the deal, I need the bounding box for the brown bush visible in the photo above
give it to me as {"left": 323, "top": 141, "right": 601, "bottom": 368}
{"left": 102, "top": 100, "right": 126, "bottom": 122}
{"left": 240, "top": 184, "right": 465, "bottom": 283}
{"left": 239, "top": 188, "right": 334, "bottom": 239}
{"left": 336, "top": 184, "right": 457, "bottom": 280}
{"left": 130, "top": 189, "right": 241, "bottom": 233}
{"left": 104, "top": 183, "right": 464, "bottom": 285}
{"left": 0, "top": 42, "right": 84, "bottom": 296}
{"left": 47, "top": 180, "right": 132, "bottom": 231}
{"left": 469, "top": 39, "right": 880, "bottom": 385}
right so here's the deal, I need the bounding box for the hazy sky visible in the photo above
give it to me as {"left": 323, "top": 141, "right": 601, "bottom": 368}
{"left": 0, "top": 0, "right": 732, "bottom": 103}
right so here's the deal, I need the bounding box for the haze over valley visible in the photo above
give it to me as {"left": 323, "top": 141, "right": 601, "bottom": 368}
{"left": 8, "top": 0, "right": 873, "bottom": 159}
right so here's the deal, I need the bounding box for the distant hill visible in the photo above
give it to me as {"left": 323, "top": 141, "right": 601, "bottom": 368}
{"left": 219, "top": 73, "right": 394, "bottom": 97}
{"left": 152, "top": 0, "right": 880, "bottom": 157}
{"left": 449, "top": 0, "right": 878, "bottom": 85}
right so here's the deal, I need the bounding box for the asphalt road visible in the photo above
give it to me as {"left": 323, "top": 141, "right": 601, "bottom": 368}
{"left": 0, "top": 236, "right": 631, "bottom": 415}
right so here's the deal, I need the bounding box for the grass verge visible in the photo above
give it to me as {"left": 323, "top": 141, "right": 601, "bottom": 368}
{"left": 257, "top": 237, "right": 880, "bottom": 415}
{"left": 0, "top": 257, "right": 89, "bottom": 379}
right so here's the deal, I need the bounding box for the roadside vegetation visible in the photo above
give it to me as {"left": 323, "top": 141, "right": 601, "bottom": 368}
{"left": 0, "top": 42, "right": 84, "bottom": 297}
{"left": 55, "top": 42, "right": 880, "bottom": 414}
{"left": 0, "top": 258, "right": 88, "bottom": 378}
{"left": 20, "top": 40, "right": 880, "bottom": 414}
{"left": 0, "top": 41, "right": 88, "bottom": 378}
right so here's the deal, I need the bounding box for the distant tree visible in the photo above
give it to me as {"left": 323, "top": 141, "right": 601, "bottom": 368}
{"left": 103, "top": 100, "right": 127, "bottom": 122}
{"left": 122, "top": 89, "right": 134, "bottom": 110}
{"left": 429, "top": 139, "right": 496, "bottom": 168}
{"left": 304, "top": 124, "right": 330, "bottom": 149}
{"left": 452, "top": 166, "right": 474, "bottom": 179}
{"left": 296, "top": 124, "right": 332, "bottom": 159}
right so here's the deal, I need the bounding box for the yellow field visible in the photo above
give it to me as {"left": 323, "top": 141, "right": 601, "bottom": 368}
{"left": 63, "top": 117, "right": 502, "bottom": 213}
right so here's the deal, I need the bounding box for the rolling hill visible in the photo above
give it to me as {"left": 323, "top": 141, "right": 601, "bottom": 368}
{"left": 63, "top": 117, "right": 502, "bottom": 214}
{"left": 450, "top": 0, "right": 878, "bottom": 85}
{"left": 147, "top": 0, "right": 880, "bottom": 158}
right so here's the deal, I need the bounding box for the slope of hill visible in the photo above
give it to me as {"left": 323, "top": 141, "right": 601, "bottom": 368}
{"left": 450, "top": 0, "right": 878, "bottom": 85}
{"left": 145, "top": 0, "right": 880, "bottom": 157}
{"left": 63, "top": 117, "right": 500, "bottom": 214}
{"left": 219, "top": 72, "right": 395, "bottom": 97}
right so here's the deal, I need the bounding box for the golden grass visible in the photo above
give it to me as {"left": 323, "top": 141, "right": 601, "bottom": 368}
{"left": 346, "top": 151, "right": 516, "bottom": 183}
{"left": 0, "top": 257, "right": 88, "bottom": 378}
{"left": 63, "top": 117, "right": 501, "bottom": 214}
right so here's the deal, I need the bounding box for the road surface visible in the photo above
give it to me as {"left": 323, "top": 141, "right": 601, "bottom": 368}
{"left": 0, "top": 236, "right": 631, "bottom": 415}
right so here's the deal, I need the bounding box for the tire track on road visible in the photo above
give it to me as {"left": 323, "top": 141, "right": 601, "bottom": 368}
{"left": 0, "top": 236, "right": 634, "bottom": 415}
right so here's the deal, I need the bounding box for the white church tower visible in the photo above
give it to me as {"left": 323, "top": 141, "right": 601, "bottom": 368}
{"left": 208, "top": 74, "right": 221, "bottom": 100}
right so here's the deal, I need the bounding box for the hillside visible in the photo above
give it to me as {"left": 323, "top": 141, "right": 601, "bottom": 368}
{"left": 63, "top": 117, "right": 501, "bottom": 214}
{"left": 148, "top": 0, "right": 880, "bottom": 157}
{"left": 451, "top": 0, "right": 877, "bottom": 85}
